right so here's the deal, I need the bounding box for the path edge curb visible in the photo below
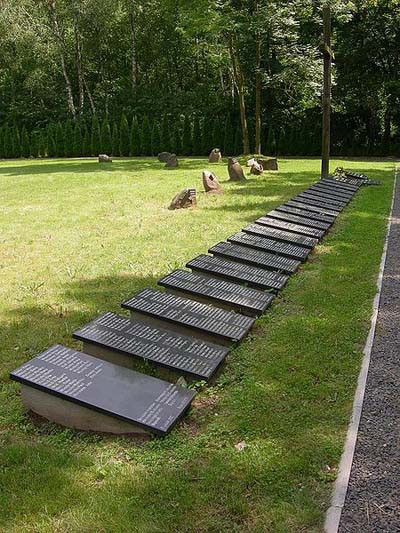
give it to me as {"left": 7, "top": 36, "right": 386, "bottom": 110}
{"left": 324, "top": 169, "right": 398, "bottom": 532}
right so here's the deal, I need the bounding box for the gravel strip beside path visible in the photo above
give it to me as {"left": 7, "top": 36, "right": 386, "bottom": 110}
{"left": 338, "top": 179, "right": 400, "bottom": 532}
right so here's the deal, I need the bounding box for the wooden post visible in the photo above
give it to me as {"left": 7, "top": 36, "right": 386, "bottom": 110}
{"left": 321, "top": 4, "right": 332, "bottom": 179}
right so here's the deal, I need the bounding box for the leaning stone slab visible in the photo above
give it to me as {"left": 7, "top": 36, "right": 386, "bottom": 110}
{"left": 202, "top": 170, "right": 222, "bottom": 194}
{"left": 169, "top": 188, "right": 197, "bottom": 210}
{"left": 227, "top": 157, "right": 246, "bottom": 181}
{"left": 258, "top": 157, "right": 278, "bottom": 171}
{"left": 158, "top": 151, "right": 171, "bottom": 163}
{"left": 10, "top": 345, "right": 195, "bottom": 436}
{"left": 98, "top": 154, "right": 112, "bottom": 163}
{"left": 208, "top": 148, "right": 222, "bottom": 163}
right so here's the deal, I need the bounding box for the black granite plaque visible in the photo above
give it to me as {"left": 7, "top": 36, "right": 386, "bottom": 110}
{"left": 275, "top": 205, "right": 335, "bottom": 224}
{"left": 10, "top": 345, "right": 196, "bottom": 435}
{"left": 243, "top": 223, "right": 318, "bottom": 248}
{"left": 158, "top": 269, "right": 274, "bottom": 317}
{"left": 285, "top": 200, "right": 339, "bottom": 217}
{"left": 306, "top": 187, "right": 350, "bottom": 203}
{"left": 122, "top": 288, "right": 255, "bottom": 343}
{"left": 293, "top": 195, "right": 344, "bottom": 211}
{"left": 321, "top": 178, "right": 359, "bottom": 191}
{"left": 209, "top": 241, "right": 300, "bottom": 274}
{"left": 73, "top": 312, "right": 229, "bottom": 380}
{"left": 186, "top": 254, "right": 289, "bottom": 290}
{"left": 228, "top": 231, "right": 311, "bottom": 261}
{"left": 255, "top": 216, "right": 325, "bottom": 239}
{"left": 265, "top": 210, "right": 331, "bottom": 231}
{"left": 309, "top": 184, "right": 354, "bottom": 200}
{"left": 297, "top": 191, "right": 346, "bottom": 208}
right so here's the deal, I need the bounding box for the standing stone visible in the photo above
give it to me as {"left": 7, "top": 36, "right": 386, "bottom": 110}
{"left": 209, "top": 148, "right": 222, "bottom": 163}
{"left": 169, "top": 189, "right": 197, "bottom": 210}
{"left": 228, "top": 157, "right": 246, "bottom": 181}
{"left": 250, "top": 161, "right": 264, "bottom": 175}
{"left": 165, "top": 153, "right": 178, "bottom": 168}
{"left": 258, "top": 157, "right": 278, "bottom": 171}
{"left": 98, "top": 154, "right": 112, "bottom": 163}
{"left": 202, "top": 170, "right": 223, "bottom": 194}
{"left": 158, "top": 152, "right": 171, "bottom": 163}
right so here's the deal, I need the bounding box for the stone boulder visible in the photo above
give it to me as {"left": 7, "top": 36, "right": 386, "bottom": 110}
{"left": 246, "top": 157, "right": 257, "bottom": 167}
{"left": 227, "top": 157, "right": 246, "bottom": 181}
{"left": 165, "top": 153, "right": 178, "bottom": 168}
{"left": 169, "top": 188, "right": 197, "bottom": 210}
{"left": 202, "top": 170, "right": 222, "bottom": 194}
{"left": 158, "top": 152, "right": 171, "bottom": 163}
{"left": 98, "top": 154, "right": 112, "bottom": 163}
{"left": 208, "top": 148, "right": 222, "bottom": 163}
{"left": 250, "top": 161, "right": 264, "bottom": 175}
{"left": 258, "top": 157, "right": 278, "bottom": 171}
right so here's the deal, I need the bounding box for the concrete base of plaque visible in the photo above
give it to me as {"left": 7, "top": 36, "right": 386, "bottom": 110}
{"left": 21, "top": 385, "right": 147, "bottom": 434}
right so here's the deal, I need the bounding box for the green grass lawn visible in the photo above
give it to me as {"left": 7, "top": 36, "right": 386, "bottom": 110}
{"left": 0, "top": 157, "right": 394, "bottom": 532}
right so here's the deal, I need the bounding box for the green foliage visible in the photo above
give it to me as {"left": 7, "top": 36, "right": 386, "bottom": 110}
{"left": 100, "top": 119, "right": 112, "bottom": 154}
{"left": 223, "top": 115, "right": 235, "bottom": 156}
{"left": 12, "top": 126, "right": 21, "bottom": 158}
{"left": 21, "top": 127, "right": 30, "bottom": 158}
{"left": 38, "top": 130, "right": 47, "bottom": 157}
{"left": 3, "top": 126, "right": 12, "bottom": 158}
{"left": 192, "top": 116, "right": 202, "bottom": 155}
{"left": 211, "top": 118, "right": 223, "bottom": 151}
{"left": 130, "top": 116, "right": 141, "bottom": 157}
{"left": 73, "top": 122, "right": 82, "bottom": 157}
{"left": 56, "top": 122, "right": 64, "bottom": 157}
{"left": 82, "top": 125, "right": 91, "bottom": 156}
{"left": 140, "top": 116, "right": 152, "bottom": 156}
{"left": 234, "top": 126, "right": 242, "bottom": 155}
{"left": 119, "top": 114, "right": 130, "bottom": 156}
{"left": 91, "top": 116, "right": 101, "bottom": 156}
{"left": 111, "top": 123, "right": 119, "bottom": 156}
{"left": 151, "top": 121, "right": 161, "bottom": 156}
{"left": 64, "top": 120, "right": 74, "bottom": 157}
{"left": 182, "top": 115, "right": 192, "bottom": 156}
{"left": 266, "top": 128, "right": 276, "bottom": 155}
{"left": 30, "top": 131, "right": 39, "bottom": 158}
{"left": 160, "top": 114, "right": 170, "bottom": 153}
{"left": 172, "top": 118, "right": 181, "bottom": 155}
{"left": 47, "top": 124, "right": 57, "bottom": 157}
{"left": 201, "top": 117, "right": 211, "bottom": 155}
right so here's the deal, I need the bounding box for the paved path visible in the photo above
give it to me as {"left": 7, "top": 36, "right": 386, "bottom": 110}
{"left": 338, "top": 178, "right": 400, "bottom": 532}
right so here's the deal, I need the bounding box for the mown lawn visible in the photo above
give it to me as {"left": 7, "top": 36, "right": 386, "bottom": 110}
{"left": 0, "top": 157, "right": 394, "bottom": 532}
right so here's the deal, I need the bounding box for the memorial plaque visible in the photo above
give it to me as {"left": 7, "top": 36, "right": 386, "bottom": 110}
{"left": 255, "top": 216, "right": 325, "bottom": 239}
{"left": 285, "top": 200, "right": 339, "bottom": 217}
{"left": 10, "top": 345, "right": 195, "bottom": 436}
{"left": 122, "top": 288, "right": 255, "bottom": 344}
{"left": 265, "top": 210, "right": 331, "bottom": 231}
{"left": 73, "top": 312, "right": 228, "bottom": 380}
{"left": 309, "top": 184, "right": 354, "bottom": 200}
{"left": 321, "top": 178, "right": 358, "bottom": 191}
{"left": 209, "top": 241, "right": 300, "bottom": 274}
{"left": 306, "top": 186, "right": 351, "bottom": 203}
{"left": 275, "top": 205, "right": 335, "bottom": 225}
{"left": 243, "top": 223, "right": 318, "bottom": 248}
{"left": 293, "top": 195, "right": 344, "bottom": 211}
{"left": 159, "top": 269, "right": 274, "bottom": 317}
{"left": 228, "top": 231, "right": 310, "bottom": 261}
{"left": 297, "top": 191, "right": 346, "bottom": 208}
{"left": 186, "top": 254, "right": 289, "bottom": 291}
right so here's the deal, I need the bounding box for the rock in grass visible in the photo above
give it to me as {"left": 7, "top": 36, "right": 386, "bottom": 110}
{"left": 169, "top": 188, "right": 197, "bottom": 210}
{"left": 208, "top": 148, "right": 222, "bottom": 163}
{"left": 228, "top": 157, "right": 246, "bottom": 181}
{"left": 98, "top": 154, "right": 112, "bottom": 163}
{"left": 202, "top": 170, "right": 222, "bottom": 194}
{"left": 165, "top": 153, "right": 178, "bottom": 168}
{"left": 158, "top": 152, "right": 171, "bottom": 163}
{"left": 250, "top": 161, "right": 263, "bottom": 175}
{"left": 258, "top": 157, "right": 278, "bottom": 171}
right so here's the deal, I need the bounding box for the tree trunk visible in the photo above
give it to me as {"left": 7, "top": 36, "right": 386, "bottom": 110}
{"left": 47, "top": 0, "right": 76, "bottom": 119}
{"left": 72, "top": 0, "right": 84, "bottom": 114}
{"left": 129, "top": 1, "right": 138, "bottom": 90}
{"left": 228, "top": 34, "right": 250, "bottom": 155}
{"left": 254, "top": 0, "right": 261, "bottom": 154}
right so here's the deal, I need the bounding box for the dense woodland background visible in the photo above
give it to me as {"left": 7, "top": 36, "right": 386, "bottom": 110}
{"left": 0, "top": 0, "right": 399, "bottom": 158}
